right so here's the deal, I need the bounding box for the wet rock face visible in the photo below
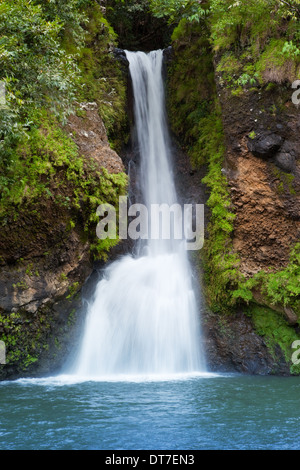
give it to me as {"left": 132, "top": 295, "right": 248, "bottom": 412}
{"left": 163, "top": 46, "right": 173, "bottom": 63}
{"left": 203, "top": 310, "right": 290, "bottom": 376}
{"left": 113, "top": 48, "right": 129, "bottom": 72}
{"left": 114, "top": 47, "right": 127, "bottom": 61}
{"left": 0, "top": 219, "right": 93, "bottom": 380}
{"left": 66, "top": 104, "right": 124, "bottom": 174}
{"left": 275, "top": 141, "right": 297, "bottom": 173}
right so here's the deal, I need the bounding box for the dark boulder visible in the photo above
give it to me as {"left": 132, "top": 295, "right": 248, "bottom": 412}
{"left": 275, "top": 152, "right": 296, "bottom": 173}
{"left": 113, "top": 48, "right": 129, "bottom": 70}
{"left": 274, "top": 141, "right": 296, "bottom": 173}
{"left": 163, "top": 46, "right": 173, "bottom": 63}
{"left": 247, "top": 132, "right": 283, "bottom": 159}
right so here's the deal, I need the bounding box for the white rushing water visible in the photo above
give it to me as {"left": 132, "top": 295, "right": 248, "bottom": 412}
{"left": 70, "top": 50, "right": 205, "bottom": 378}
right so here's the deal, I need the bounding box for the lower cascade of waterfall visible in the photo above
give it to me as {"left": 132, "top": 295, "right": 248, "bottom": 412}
{"left": 69, "top": 49, "right": 206, "bottom": 379}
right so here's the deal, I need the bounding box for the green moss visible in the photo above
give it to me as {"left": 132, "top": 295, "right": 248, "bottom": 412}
{"left": 67, "top": 309, "right": 77, "bottom": 328}
{"left": 216, "top": 52, "right": 242, "bottom": 87}
{"left": 0, "top": 110, "right": 80, "bottom": 211}
{"left": 66, "top": 282, "right": 80, "bottom": 300}
{"left": 0, "top": 109, "right": 128, "bottom": 261}
{"left": 233, "top": 243, "right": 300, "bottom": 315}
{"left": 215, "top": 28, "right": 300, "bottom": 93}
{"left": 248, "top": 304, "right": 300, "bottom": 375}
{"left": 163, "top": 2, "right": 300, "bottom": 373}
{"left": 259, "top": 244, "right": 300, "bottom": 311}
{"left": 60, "top": 2, "right": 129, "bottom": 151}
{"left": 167, "top": 19, "right": 215, "bottom": 165}
{"left": 255, "top": 38, "right": 300, "bottom": 84}
{"left": 210, "top": 0, "right": 300, "bottom": 59}
{"left": 272, "top": 167, "right": 297, "bottom": 196}
{"left": 200, "top": 108, "right": 242, "bottom": 313}
{"left": 0, "top": 311, "right": 51, "bottom": 370}
{"left": 74, "top": 3, "right": 129, "bottom": 151}
{"left": 217, "top": 52, "right": 241, "bottom": 75}
{"left": 230, "top": 87, "right": 244, "bottom": 97}
{"left": 12, "top": 281, "right": 29, "bottom": 291}
{"left": 25, "top": 263, "right": 39, "bottom": 277}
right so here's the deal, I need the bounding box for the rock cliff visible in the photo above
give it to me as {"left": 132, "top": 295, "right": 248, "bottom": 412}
{"left": 217, "top": 81, "right": 300, "bottom": 278}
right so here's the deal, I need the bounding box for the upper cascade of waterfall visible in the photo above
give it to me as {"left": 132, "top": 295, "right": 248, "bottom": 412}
{"left": 125, "top": 50, "right": 180, "bottom": 256}
{"left": 125, "top": 50, "right": 176, "bottom": 207}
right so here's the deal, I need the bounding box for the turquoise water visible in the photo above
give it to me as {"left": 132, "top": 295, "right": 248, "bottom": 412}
{"left": 0, "top": 373, "right": 300, "bottom": 450}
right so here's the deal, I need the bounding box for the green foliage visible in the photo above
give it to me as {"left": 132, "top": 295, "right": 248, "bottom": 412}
{"left": 106, "top": 0, "right": 172, "bottom": 50}
{"left": 236, "top": 73, "right": 259, "bottom": 87}
{"left": 272, "top": 167, "right": 297, "bottom": 196}
{"left": 248, "top": 131, "right": 257, "bottom": 140}
{"left": 217, "top": 40, "right": 300, "bottom": 93}
{"left": 282, "top": 40, "right": 300, "bottom": 59}
{"left": 0, "top": 0, "right": 128, "bottom": 262}
{"left": 164, "top": 0, "right": 300, "bottom": 375}
{"left": 75, "top": 3, "right": 128, "bottom": 148}
{"left": 153, "top": 0, "right": 300, "bottom": 88}
{"left": 216, "top": 53, "right": 241, "bottom": 77}
{"left": 150, "top": 0, "right": 300, "bottom": 32}
{"left": 209, "top": 0, "right": 274, "bottom": 51}
{"left": 211, "top": 1, "right": 300, "bottom": 87}
{"left": 1, "top": 111, "right": 76, "bottom": 208}
{"left": 0, "top": 0, "right": 128, "bottom": 169}
{"left": 0, "top": 311, "right": 49, "bottom": 369}
{"left": 259, "top": 244, "right": 300, "bottom": 309}
{"left": 150, "top": 0, "right": 300, "bottom": 44}
{"left": 0, "top": 0, "right": 90, "bottom": 186}
{"left": 200, "top": 109, "right": 242, "bottom": 312}
{"left": 249, "top": 304, "right": 300, "bottom": 375}
{"left": 66, "top": 282, "right": 80, "bottom": 300}
{"left": 0, "top": 110, "right": 128, "bottom": 259}
{"left": 231, "top": 243, "right": 300, "bottom": 315}
{"left": 150, "top": 0, "right": 209, "bottom": 24}
{"left": 0, "top": 0, "right": 81, "bottom": 162}
{"left": 255, "top": 38, "right": 300, "bottom": 84}
{"left": 33, "top": 0, "right": 89, "bottom": 45}
{"left": 167, "top": 19, "right": 215, "bottom": 163}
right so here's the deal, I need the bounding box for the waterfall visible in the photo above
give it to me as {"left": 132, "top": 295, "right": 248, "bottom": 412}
{"left": 71, "top": 50, "right": 205, "bottom": 378}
